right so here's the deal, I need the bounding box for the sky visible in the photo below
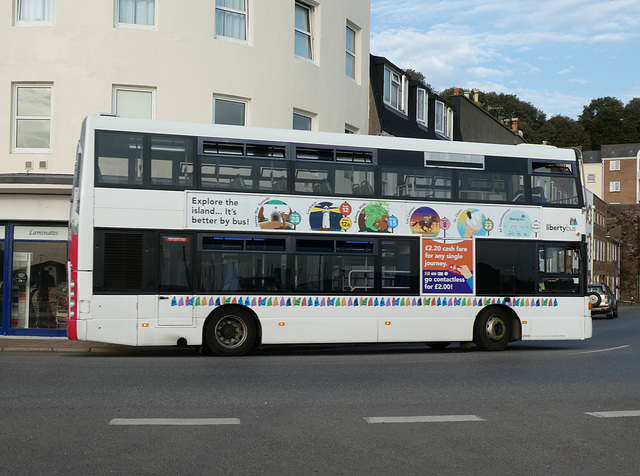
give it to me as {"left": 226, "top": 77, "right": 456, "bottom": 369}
{"left": 369, "top": 0, "right": 640, "bottom": 119}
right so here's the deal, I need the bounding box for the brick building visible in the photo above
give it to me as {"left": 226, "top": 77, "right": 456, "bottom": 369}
{"left": 601, "top": 144, "right": 640, "bottom": 204}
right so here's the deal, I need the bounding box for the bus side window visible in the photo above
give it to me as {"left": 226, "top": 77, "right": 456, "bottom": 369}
{"left": 150, "top": 136, "right": 195, "bottom": 189}
{"left": 96, "top": 131, "right": 144, "bottom": 186}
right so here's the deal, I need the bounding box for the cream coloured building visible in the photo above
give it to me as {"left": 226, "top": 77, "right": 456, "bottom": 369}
{"left": 0, "top": 0, "right": 371, "bottom": 336}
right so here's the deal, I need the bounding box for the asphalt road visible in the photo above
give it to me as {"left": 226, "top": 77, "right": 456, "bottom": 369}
{"left": 1, "top": 307, "right": 639, "bottom": 475}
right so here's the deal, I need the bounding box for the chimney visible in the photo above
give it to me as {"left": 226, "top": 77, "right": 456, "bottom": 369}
{"left": 454, "top": 87, "right": 460, "bottom": 95}
{"left": 472, "top": 89, "right": 480, "bottom": 104}
{"left": 511, "top": 118, "right": 519, "bottom": 131}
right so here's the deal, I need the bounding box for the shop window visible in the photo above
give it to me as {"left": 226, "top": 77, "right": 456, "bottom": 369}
{"left": 11, "top": 236, "right": 67, "bottom": 329}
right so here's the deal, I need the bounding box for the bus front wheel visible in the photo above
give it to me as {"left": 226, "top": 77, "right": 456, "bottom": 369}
{"left": 474, "top": 308, "right": 511, "bottom": 351}
{"left": 205, "top": 308, "right": 256, "bottom": 356}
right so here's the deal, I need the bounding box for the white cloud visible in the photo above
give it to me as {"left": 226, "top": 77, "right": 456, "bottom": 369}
{"left": 370, "top": 0, "right": 640, "bottom": 117}
{"left": 514, "top": 88, "right": 590, "bottom": 119}
{"left": 470, "top": 67, "right": 512, "bottom": 79}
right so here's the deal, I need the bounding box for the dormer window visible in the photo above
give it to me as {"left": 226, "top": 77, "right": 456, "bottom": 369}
{"left": 383, "top": 67, "right": 406, "bottom": 113}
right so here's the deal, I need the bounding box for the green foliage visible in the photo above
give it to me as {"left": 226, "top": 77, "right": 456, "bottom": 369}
{"left": 446, "top": 88, "right": 640, "bottom": 150}
{"left": 539, "top": 115, "right": 589, "bottom": 148}
{"left": 404, "top": 69, "right": 431, "bottom": 90}
{"left": 622, "top": 98, "right": 640, "bottom": 143}
{"left": 579, "top": 97, "right": 625, "bottom": 150}
{"left": 480, "top": 92, "right": 546, "bottom": 144}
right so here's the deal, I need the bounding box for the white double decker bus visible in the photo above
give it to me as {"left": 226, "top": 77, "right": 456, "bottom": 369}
{"left": 67, "top": 115, "right": 592, "bottom": 355}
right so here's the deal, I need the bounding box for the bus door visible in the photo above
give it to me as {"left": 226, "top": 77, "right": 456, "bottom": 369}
{"left": 157, "top": 235, "right": 194, "bottom": 326}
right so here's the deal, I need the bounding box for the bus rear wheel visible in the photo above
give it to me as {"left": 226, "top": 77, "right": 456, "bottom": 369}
{"left": 205, "top": 308, "right": 256, "bottom": 356}
{"left": 474, "top": 308, "right": 511, "bottom": 351}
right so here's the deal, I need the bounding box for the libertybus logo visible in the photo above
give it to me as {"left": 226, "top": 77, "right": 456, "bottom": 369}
{"left": 546, "top": 218, "right": 579, "bottom": 233}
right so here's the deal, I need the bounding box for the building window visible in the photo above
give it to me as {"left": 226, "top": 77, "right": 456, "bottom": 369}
{"left": 215, "top": 0, "right": 247, "bottom": 40}
{"left": 294, "top": 2, "right": 313, "bottom": 60}
{"left": 609, "top": 181, "right": 620, "bottom": 192}
{"left": 12, "top": 84, "right": 52, "bottom": 152}
{"left": 345, "top": 124, "right": 359, "bottom": 134}
{"left": 609, "top": 160, "right": 620, "bottom": 171}
{"left": 113, "top": 87, "right": 154, "bottom": 119}
{"left": 587, "top": 174, "right": 596, "bottom": 183}
{"left": 346, "top": 24, "right": 357, "bottom": 79}
{"left": 416, "top": 88, "right": 428, "bottom": 125}
{"left": 116, "top": 0, "right": 155, "bottom": 27}
{"left": 214, "top": 96, "right": 247, "bottom": 126}
{"left": 293, "top": 111, "right": 313, "bottom": 131}
{"left": 383, "top": 67, "right": 405, "bottom": 112}
{"left": 16, "top": 0, "right": 55, "bottom": 24}
{"left": 435, "top": 101, "right": 453, "bottom": 139}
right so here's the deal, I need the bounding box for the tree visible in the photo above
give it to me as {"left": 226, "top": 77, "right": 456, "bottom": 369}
{"left": 579, "top": 97, "right": 624, "bottom": 149}
{"left": 622, "top": 97, "right": 640, "bottom": 143}
{"left": 539, "top": 115, "right": 589, "bottom": 149}
{"left": 403, "top": 68, "right": 432, "bottom": 90}
{"left": 481, "top": 92, "right": 547, "bottom": 144}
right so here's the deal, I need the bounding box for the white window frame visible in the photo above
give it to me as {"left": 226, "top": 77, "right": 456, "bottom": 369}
{"left": 345, "top": 124, "right": 359, "bottom": 134}
{"left": 12, "top": 83, "right": 53, "bottom": 153}
{"left": 213, "top": 95, "right": 248, "bottom": 126}
{"left": 445, "top": 106, "right": 454, "bottom": 139}
{"left": 293, "top": 109, "right": 315, "bottom": 131}
{"left": 115, "top": 0, "right": 157, "bottom": 30}
{"left": 383, "top": 67, "right": 406, "bottom": 114}
{"left": 215, "top": 0, "right": 248, "bottom": 42}
{"left": 435, "top": 101, "right": 445, "bottom": 134}
{"left": 294, "top": 2, "right": 314, "bottom": 61}
{"left": 15, "top": 0, "right": 55, "bottom": 25}
{"left": 609, "top": 160, "right": 620, "bottom": 171}
{"left": 435, "top": 100, "right": 454, "bottom": 139}
{"left": 112, "top": 86, "right": 155, "bottom": 119}
{"left": 416, "top": 88, "right": 428, "bottom": 125}
{"left": 345, "top": 23, "right": 357, "bottom": 80}
{"left": 609, "top": 181, "right": 620, "bottom": 192}
{"left": 587, "top": 174, "right": 596, "bottom": 183}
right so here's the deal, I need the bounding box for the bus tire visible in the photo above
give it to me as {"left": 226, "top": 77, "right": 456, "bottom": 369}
{"left": 474, "top": 307, "right": 511, "bottom": 351}
{"left": 204, "top": 307, "right": 256, "bottom": 356}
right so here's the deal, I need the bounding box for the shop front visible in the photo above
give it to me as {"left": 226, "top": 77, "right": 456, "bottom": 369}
{"left": 1, "top": 223, "right": 68, "bottom": 337}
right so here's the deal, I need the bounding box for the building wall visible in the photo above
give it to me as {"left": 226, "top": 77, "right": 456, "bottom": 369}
{"left": 603, "top": 156, "right": 637, "bottom": 203}
{"left": 1, "top": 0, "right": 371, "bottom": 180}
{"left": 583, "top": 162, "right": 604, "bottom": 199}
{"left": 599, "top": 144, "right": 640, "bottom": 204}
{"left": 585, "top": 190, "right": 619, "bottom": 295}
{"left": 449, "top": 95, "right": 525, "bottom": 145}
{"left": 608, "top": 204, "right": 640, "bottom": 301}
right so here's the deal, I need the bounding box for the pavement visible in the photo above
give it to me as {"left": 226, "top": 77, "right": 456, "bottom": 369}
{"left": 0, "top": 336, "right": 199, "bottom": 354}
{"left": 0, "top": 336, "right": 131, "bottom": 353}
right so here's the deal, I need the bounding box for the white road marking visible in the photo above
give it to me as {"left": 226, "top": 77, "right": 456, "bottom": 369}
{"left": 585, "top": 411, "right": 640, "bottom": 419}
{"left": 569, "top": 345, "right": 629, "bottom": 355}
{"left": 109, "top": 418, "right": 240, "bottom": 426}
{"left": 364, "top": 415, "right": 484, "bottom": 423}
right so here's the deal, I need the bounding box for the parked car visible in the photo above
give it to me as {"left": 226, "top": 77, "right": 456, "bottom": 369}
{"left": 588, "top": 284, "right": 618, "bottom": 319}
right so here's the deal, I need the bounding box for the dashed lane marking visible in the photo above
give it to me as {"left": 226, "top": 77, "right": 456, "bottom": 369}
{"left": 109, "top": 418, "right": 240, "bottom": 426}
{"left": 585, "top": 411, "right": 640, "bottom": 418}
{"left": 364, "top": 415, "right": 484, "bottom": 423}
